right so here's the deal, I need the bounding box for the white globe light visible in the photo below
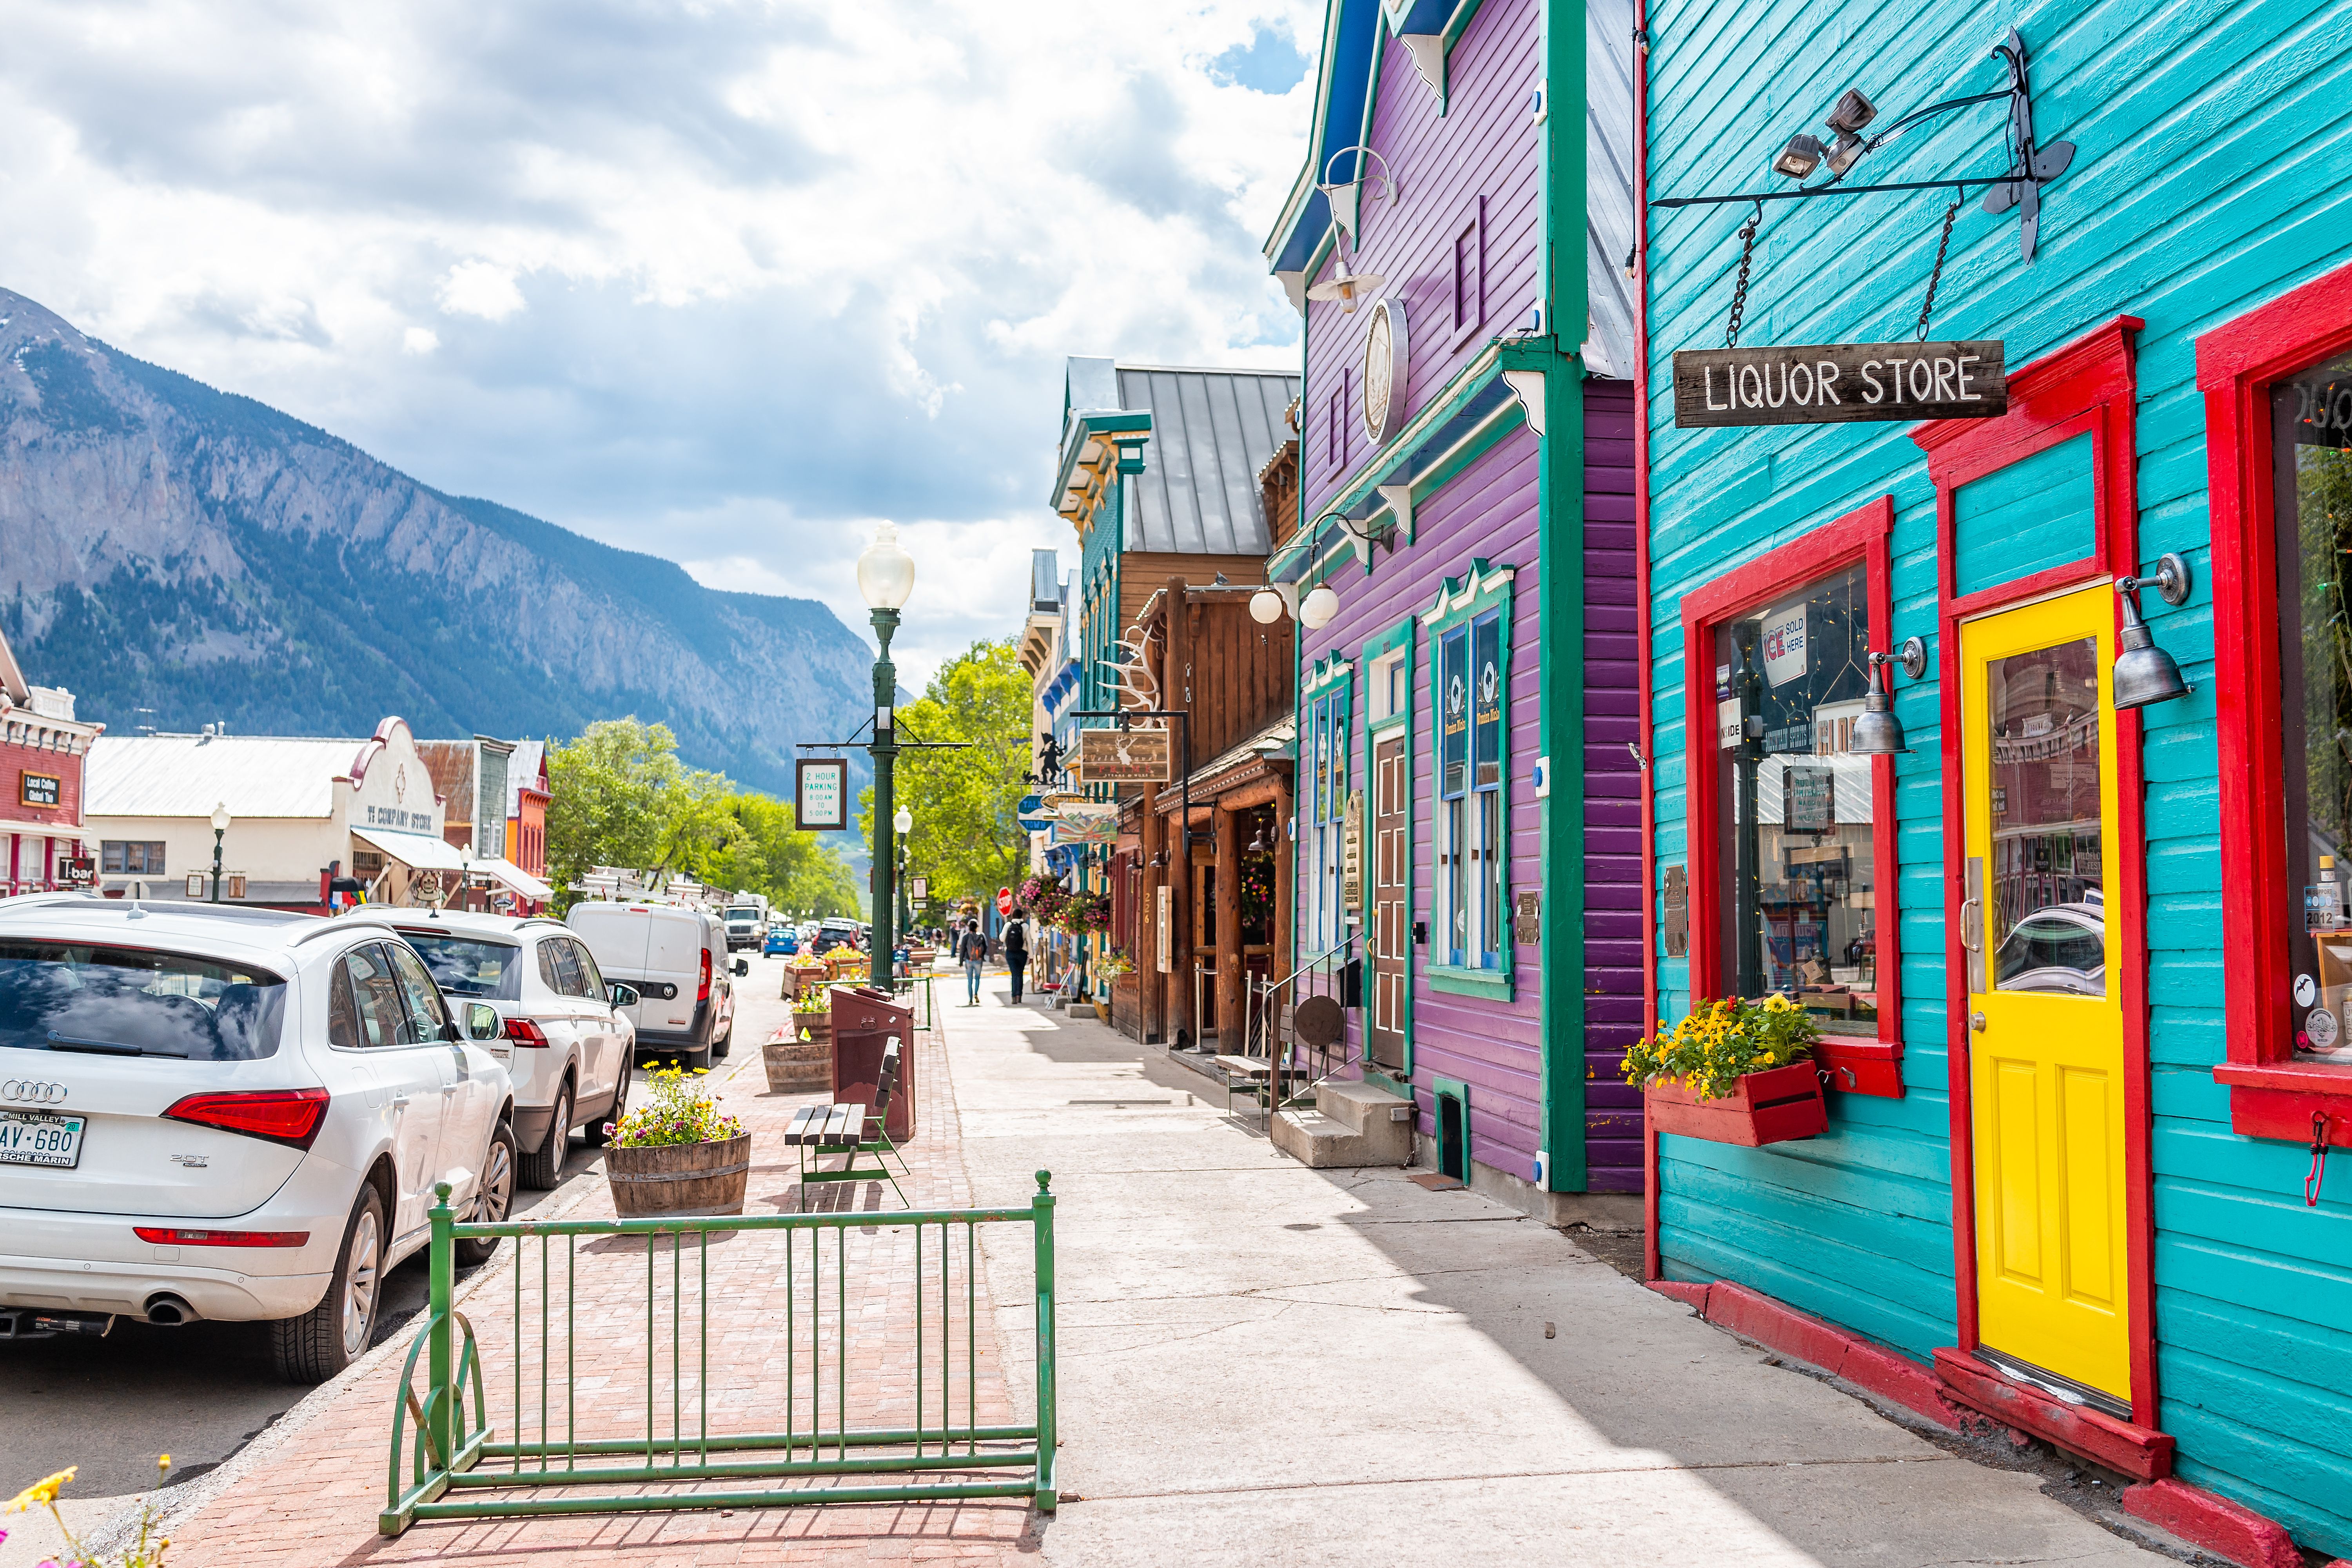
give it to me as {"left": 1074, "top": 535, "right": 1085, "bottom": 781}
{"left": 1298, "top": 584, "right": 1341, "bottom": 630}
{"left": 893, "top": 807, "right": 914, "bottom": 833}
{"left": 857, "top": 522, "right": 917, "bottom": 610}
{"left": 209, "top": 800, "right": 232, "bottom": 833}
{"left": 1249, "top": 588, "right": 1287, "bottom": 624}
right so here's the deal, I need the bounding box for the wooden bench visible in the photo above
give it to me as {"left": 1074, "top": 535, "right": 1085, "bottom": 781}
{"left": 1214, "top": 1054, "right": 1274, "bottom": 1120}
{"left": 784, "top": 1044, "right": 910, "bottom": 1209}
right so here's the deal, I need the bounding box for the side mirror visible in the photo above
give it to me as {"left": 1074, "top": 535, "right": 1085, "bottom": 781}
{"left": 610, "top": 983, "right": 640, "bottom": 1010}
{"left": 465, "top": 1002, "right": 502, "bottom": 1042}
{"left": 732, "top": 958, "right": 750, "bottom": 978}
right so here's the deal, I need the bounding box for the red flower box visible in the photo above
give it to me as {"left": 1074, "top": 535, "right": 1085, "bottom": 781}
{"left": 1643, "top": 1058, "right": 1827, "bottom": 1147}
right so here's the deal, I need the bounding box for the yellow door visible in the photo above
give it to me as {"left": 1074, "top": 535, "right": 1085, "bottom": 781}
{"left": 1960, "top": 584, "right": 2131, "bottom": 1407}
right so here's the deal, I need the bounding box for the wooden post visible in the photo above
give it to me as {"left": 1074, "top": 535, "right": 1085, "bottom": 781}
{"left": 1141, "top": 784, "right": 1164, "bottom": 1042}
{"left": 1167, "top": 578, "right": 1194, "bottom": 1048}
{"left": 1216, "top": 799, "right": 1243, "bottom": 1047}
{"left": 1272, "top": 779, "right": 1292, "bottom": 1063}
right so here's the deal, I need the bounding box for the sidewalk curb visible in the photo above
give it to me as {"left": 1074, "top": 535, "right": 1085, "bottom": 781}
{"left": 83, "top": 1157, "right": 620, "bottom": 1559}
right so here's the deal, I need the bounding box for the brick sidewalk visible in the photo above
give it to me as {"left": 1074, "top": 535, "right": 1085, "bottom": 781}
{"left": 161, "top": 1011, "right": 1039, "bottom": 1567}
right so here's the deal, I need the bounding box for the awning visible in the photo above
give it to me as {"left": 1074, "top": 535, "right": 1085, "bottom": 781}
{"left": 475, "top": 857, "right": 554, "bottom": 903}
{"left": 350, "top": 825, "right": 469, "bottom": 872}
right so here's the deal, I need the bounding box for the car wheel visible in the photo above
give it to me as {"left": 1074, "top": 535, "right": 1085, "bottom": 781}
{"left": 270, "top": 1182, "right": 385, "bottom": 1384}
{"left": 519, "top": 1083, "right": 571, "bottom": 1190}
{"left": 711, "top": 1021, "right": 732, "bottom": 1060}
{"left": 454, "top": 1121, "right": 517, "bottom": 1268}
{"left": 583, "top": 1067, "right": 628, "bottom": 1146}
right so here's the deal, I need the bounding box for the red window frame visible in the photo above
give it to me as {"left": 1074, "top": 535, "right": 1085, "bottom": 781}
{"left": 1678, "top": 494, "right": 1904, "bottom": 1095}
{"left": 2200, "top": 257, "right": 2352, "bottom": 1148}
{"left": 1914, "top": 315, "right": 2161, "bottom": 1432}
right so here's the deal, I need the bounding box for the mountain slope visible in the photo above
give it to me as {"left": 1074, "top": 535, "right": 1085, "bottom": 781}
{"left": 0, "top": 288, "right": 875, "bottom": 794}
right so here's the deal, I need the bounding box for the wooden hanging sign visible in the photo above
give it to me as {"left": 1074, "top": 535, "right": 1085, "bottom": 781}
{"left": 1673, "top": 339, "right": 2005, "bottom": 428}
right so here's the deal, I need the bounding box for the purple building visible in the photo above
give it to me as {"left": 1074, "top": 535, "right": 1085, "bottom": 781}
{"left": 1260, "top": 0, "right": 1640, "bottom": 1220}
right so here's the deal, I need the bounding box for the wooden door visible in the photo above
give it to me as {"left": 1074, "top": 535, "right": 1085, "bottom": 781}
{"left": 1368, "top": 732, "right": 1406, "bottom": 1069}
{"left": 1961, "top": 584, "right": 2131, "bottom": 1410}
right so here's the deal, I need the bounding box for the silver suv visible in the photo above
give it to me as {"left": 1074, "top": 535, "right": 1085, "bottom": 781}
{"left": 383, "top": 912, "right": 637, "bottom": 1189}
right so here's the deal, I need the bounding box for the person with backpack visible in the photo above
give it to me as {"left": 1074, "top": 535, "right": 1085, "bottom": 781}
{"left": 1003, "top": 910, "right": 1030, "bottom": 1003}
{"left": 958, "top": 919, "right": 988, "bottom": 1005}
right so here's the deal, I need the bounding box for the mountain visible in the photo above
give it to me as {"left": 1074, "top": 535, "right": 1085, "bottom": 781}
{"left": 0, "top": 288, "right": 877, "bottom": 795}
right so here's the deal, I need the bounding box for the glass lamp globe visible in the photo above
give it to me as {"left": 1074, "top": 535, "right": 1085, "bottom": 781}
{"left": 857, "top": 522, "right": 917, "bottom": 611}
{"left": 1298, "top": 584, "right": 1341, "bottom": 630}
{"left": 209, "top": 801, "right": 232, "bottom": 833}
{"left": 1250, "top": 588, "right": 1287, "bottom": 624}
{"left": 893, "top": 807, "right": 914, "bottom": 834}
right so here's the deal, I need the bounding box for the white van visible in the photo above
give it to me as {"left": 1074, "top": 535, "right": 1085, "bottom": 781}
{"left": 566, "top": 902, "right": 745, "bottom": 1072}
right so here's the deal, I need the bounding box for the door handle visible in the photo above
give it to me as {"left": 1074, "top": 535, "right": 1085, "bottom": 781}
{"left": 391, "top": 1094, "right": 412, "bottom": 1109}
{"left": 1970, "top": 1011, "right": 1988, "bottom": 1033}
{"left": 1959, "top": 898, "right": 1983, "bottom": 952}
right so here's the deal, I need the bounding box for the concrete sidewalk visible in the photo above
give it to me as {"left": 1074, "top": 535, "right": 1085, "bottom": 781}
{"left": 947, "top": 980, "right": 2200, "bottom": 1567}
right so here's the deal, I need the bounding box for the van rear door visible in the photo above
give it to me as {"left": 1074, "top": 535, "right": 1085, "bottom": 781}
{"left": 644, "top": 911, "right": 702, "bottom": 1032}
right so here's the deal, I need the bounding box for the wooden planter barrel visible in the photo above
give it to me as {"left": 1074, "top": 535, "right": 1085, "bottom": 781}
{"left": 606, "top": 1132, "right": 752, "bottom": 1217}
{"left": 1642, "top": 1059, "right": 1827, "bottom": 1147}
{"left": 763, "top": 1027, "right": 830, "bottom": 1093}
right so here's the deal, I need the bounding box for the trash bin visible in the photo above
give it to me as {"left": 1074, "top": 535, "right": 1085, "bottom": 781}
{"left": 828, "top": 985, "right": 916, "bottom": 1142}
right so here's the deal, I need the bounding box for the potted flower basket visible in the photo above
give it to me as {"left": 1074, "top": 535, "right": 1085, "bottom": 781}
{"left": 763, "top": 1023, "right": 830, "bottom": 1093}
{"left": 1624, "top": 995, "right": 1828, "bottom": 1148}
{"left": 605, "top": 1062, "right": 751, "bottom": 1216}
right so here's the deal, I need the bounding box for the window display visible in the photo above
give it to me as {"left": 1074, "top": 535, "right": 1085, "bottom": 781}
{"left": 2276, "top": 348, "right": 2352, "bottom": 1061}
{"left": 1711, "top": 562, "right": 1879, "bottom": 1035}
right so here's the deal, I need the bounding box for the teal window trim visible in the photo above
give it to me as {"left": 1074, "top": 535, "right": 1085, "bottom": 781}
{"left": 1303, "top": 653, "right": 1357, "bottom": 955}
{"left": 1360, "top": 616, "right": 1416, "bottom": 1076}
{"left": 1422, "top": 559, "right": 1515, "bottom": 999}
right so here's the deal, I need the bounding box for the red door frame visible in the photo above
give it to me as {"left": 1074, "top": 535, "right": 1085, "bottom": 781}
{"left": 1912, "top": 314, "right": 2161, "bottom": 1431}
{"left": 2198, "top": 257, "right": 2352, "bottom": 1146}
{"left": 1674, "top": 495, "right": 1906, "bottom": 1087}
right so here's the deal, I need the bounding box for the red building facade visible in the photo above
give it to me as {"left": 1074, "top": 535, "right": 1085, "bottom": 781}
{"left": 0, "top": 629, "right": 100, "bottom": 895}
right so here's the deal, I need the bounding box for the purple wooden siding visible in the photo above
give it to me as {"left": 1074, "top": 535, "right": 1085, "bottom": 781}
{"left": 1582, "top": 379, "right": 1644, "bottom": 1192}
{"left": 1301, "top": 0, "right": 1541, "bottom": 518}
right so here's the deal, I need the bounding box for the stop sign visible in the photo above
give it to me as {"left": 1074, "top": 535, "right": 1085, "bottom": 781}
{"left": 996, "top": 886, "right": 1014, "bottom": 916}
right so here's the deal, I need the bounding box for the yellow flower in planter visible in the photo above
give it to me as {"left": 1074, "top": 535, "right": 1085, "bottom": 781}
{"left": 1621, "top": 993, "right": 1823, "bottom": 1102}
{"left": 6, "top": 1468, "right": 74, "bottom": 1511}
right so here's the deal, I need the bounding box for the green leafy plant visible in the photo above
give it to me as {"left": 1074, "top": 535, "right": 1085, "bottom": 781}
{"left": 608, "top": 1062, "right": 745, "bottom": 1147}
{"left": 1095, "top": 950, "right": 1134, "bottom": 978}
{"left": 1621, "top": 994, "right": 1821, "bottom": 1103}
{"left": 6, "top": 1457, "right": 174, "bottom": 1567}
{"left": 793, "top": 984, "right": 834, "bottom": 1014}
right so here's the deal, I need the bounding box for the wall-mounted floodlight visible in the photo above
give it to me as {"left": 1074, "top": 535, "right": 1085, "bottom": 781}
{"left": 1773, "top": 135, "right": 1825, "bottom": 180}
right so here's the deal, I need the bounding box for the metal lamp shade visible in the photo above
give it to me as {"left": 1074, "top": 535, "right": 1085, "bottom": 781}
{"left": 2112, "top": 619, "right": 2190, "bottom": 709}
{"left": 1848, "top": 665, "right": 1909, "bottom": 755}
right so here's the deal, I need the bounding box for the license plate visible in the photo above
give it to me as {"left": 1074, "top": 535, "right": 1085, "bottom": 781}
{"left": 0, "top": 1110, "right": 85, "bottom": 1168}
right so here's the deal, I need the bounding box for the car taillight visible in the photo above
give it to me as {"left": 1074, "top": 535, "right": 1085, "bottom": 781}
{"left": 504, "top": 1017, "right": 552, "bottom": 1047}
{"left": 134, "top": 1227, "right": 311, "bottom": 1248}
{"left": 698, "top": 947, "right": 711, "bottom": 1004}
{"left": 160, "top": 1088, "right": 331, "bottom": 1151}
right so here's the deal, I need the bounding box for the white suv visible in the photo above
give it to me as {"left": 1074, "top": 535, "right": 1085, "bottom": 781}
{"left": 382, "top": 911, "right": 636, "bottom": 1189}
{"left": 0, "top": 896, "right": 518, "bottom": 1382}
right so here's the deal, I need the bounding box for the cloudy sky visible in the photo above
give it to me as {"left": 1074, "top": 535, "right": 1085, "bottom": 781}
{"left": 0, "top": 0, "right": 1319, "bottom": 686}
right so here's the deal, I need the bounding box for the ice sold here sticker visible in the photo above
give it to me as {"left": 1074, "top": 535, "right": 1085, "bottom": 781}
{"left": 1761, "top": 600, "right": 1809, "bottom": 688}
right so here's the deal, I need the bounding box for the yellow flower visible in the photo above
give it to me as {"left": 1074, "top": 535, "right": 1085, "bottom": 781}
{"left": 7, "top": 1468, "right": 75, "bottom": 1511}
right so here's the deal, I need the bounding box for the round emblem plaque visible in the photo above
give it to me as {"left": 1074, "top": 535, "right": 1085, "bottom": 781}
{"left": 1361, "top": 298, "right": 1408, "bottom": 444}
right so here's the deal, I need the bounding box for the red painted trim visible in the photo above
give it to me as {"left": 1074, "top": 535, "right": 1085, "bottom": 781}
{"left": 1678, "top": 496, "right": 1905, "bottom": 1081}
{"left": 2200, "top": 258, "right": 2352, "bottom": 1120}
{"left": 1648, "top": 1279, "right": 1967, "bottom": 1429}
{"left": 1632, "top": 0, "right": 1661, "bottom": 1283}
{"left": 2121, "top": 1479, "right": 2304, "bottom": 1568}
{"left": 1916, "top": 316, "right": 2160, "bottom": 1431}
{"left": 1814, "top": 1038, "right": 1904, "bottom": 1097}
{"left": 1647, "top": 1279, "right": 1708, "bottom": 1309}
{"left": 1933, "top": 1348, "right": 2174, "bottom": 1480}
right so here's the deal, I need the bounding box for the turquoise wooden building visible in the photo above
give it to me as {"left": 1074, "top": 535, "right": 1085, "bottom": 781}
{"left": 1637, "top": 0, "right": 2352, "bottom": 1558}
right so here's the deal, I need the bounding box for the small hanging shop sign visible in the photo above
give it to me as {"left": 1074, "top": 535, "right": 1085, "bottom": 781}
{"left": 1075, "top": 727, "right": 1172, "bottom": 783}
{"left": 1673, "top": 339, "right": 2005, "bottom": 428}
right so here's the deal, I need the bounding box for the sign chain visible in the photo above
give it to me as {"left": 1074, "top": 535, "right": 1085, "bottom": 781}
{"left": 1914, "top": 198, "right": 1963, "bottom": 343}
{"left": 1722, "top": 200, "right": 1763, "bottom": 348}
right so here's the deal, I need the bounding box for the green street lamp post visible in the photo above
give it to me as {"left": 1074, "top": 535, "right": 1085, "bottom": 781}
{"left": 857, "top": 524, "right": 916, "bottom": 991}
{"left": 208, "top": 801, "right": 232, "bottom": 904}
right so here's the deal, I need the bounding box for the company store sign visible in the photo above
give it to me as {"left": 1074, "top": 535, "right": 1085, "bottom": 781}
{"left": 1673, "top": 339, "right": 2007, "bottom": 428}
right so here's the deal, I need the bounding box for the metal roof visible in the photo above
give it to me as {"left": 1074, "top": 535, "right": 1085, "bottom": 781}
{"left": 86, "top": 735, "right": 368, "bottom": 818}
{"left": 1115, "top": 365, "right": 1298, "bottom": 555}
{"left": 505, "top": 739, "right": 547, "bottom": 818}
{"left": 1585, "top": 0, "right": 1639, "bottom": 378}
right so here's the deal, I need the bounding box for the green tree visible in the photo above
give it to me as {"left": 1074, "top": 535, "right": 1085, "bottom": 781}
{"left": 860, "top": 639, "right": 1032, "bottom": 908}
{"left": 702, "top": 794, "right": 862, "bottom": 918}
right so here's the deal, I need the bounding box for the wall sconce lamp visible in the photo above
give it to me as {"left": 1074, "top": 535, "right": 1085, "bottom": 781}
{"left": 1850, "top": 637, "right": 1927, "bottom": 755}
{"left": 2113, "top": 554, "right": 2193, "bottom": 710}
{"left": 1250, "top": 579, "right": 1341, "bottom": 629}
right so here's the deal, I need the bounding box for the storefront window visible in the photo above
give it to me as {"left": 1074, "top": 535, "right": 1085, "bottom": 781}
{"left": 1986, "top": 639, "right": 2104, "bottom": 995}
{"left": 1711, "top": 562, "right": 1879, "bottom": 1035}
{"left": 2274, "top": 348, "right": 2352, "bottom": 1062}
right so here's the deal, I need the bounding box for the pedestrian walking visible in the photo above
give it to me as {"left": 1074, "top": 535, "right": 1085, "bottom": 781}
{"left": 958, "top": 919, "right": 987, "bottom": 1005}
{"left": 1004, "top": 911, "right": 1029, "bottom": 1003}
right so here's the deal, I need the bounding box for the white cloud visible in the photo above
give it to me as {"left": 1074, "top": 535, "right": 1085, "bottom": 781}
{"left": 0, "top": 0, "right": 1320, "bottom": 690}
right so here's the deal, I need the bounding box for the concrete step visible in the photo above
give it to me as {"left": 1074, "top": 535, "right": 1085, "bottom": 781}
{"left": 1271, "top": 1083, "right": 1413, "bottom": 1169}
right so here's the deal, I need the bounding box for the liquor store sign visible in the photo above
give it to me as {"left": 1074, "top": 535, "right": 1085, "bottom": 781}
{"left": 1673, "top": 339, "right": 2005, "bottom": 428}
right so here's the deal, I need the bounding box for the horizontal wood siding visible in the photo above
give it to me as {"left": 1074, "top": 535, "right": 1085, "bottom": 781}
{"left": 1647, "top": 0, "right": 2352, "bottom": 1550}
{"left": 1303, "top": 0, "right": 1542, "bottom": 521}
{"left": 1584, "top": 379, "right": 1644, "bottom": 1189}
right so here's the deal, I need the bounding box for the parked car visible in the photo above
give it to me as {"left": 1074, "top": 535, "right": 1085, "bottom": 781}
{"left": 763, "top": 923, "right": 797, "bottom": 957}
{"left": 810, "top": 919, "right": 862, "bottom": 956}
{"left": 0, "top": 895, "right": 517, "bottom": 1382}
{"left": 380, "top": 911, "right": 637, "bottom": 1190}
{"left": 566, "top": 902, "right": 747, "bottom": 1072}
